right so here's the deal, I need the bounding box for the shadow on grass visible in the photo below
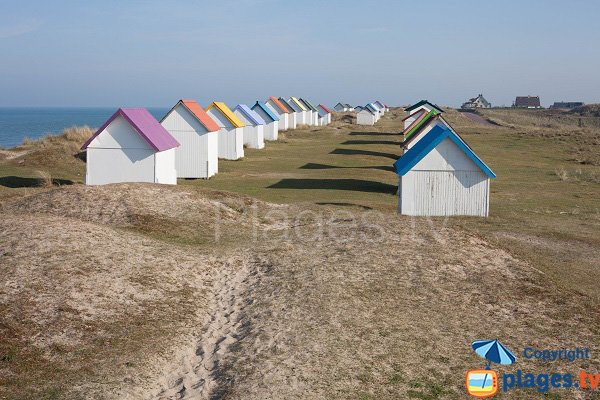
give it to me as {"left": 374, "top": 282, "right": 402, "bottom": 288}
{"left": 330, "top": 148, "right": 399, "bottom": 160}
{"left": 268, "top": 178, "right": 397, "bottom": 194}
{"left": 349, "top": 131, "right": 399, "bottom": 136}
{"left": 0, "top": 176, "right": 74, "bottom": 188}
{"left": 300, "top": 163, "right": 394, "bottom": 172}
{"left": 315, "top": 202, "right": 373, "bottom": 210}
{"left": 341, "top": 139, "right": 400, "bottom": 146}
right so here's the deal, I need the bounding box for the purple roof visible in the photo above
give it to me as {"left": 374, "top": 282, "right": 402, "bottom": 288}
{"left": 234, "top": 104, "right": 266, "bottom": 126}
{"left": 81, "top": 108, "right": 179, "bottom": 151}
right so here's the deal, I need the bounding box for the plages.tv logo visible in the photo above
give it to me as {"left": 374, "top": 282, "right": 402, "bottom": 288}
{"left": 466, "top": 339, "right": 516, "bottom": 398}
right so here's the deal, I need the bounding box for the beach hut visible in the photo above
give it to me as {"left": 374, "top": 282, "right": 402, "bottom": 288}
{"left": 366, "top": 103, "right": 380, "bottom": 122}
{"left": 393, "top": 124, "right": 496, "bottom": 217}
{"left": 404, "top": 100, "right": 444, "bottom": 117}
{"left": 301, "top": 98, "right": 320, "bottom": 126}
{"left": 81, "top": 108, "right": 179, "bottom": 185}
{"left": 252, "top": 101, "right": 279, "bottom": 140}
{"left": 354, "top": 105, "right": 364, "bottom": 112}
{"left": 402, "top": 108, "right": 428, "bottom": 130}
{"left": 289, "top": 97, "right": 308, "bottom": 125}
{"left": 402, "top": 109, "right": 443, "bottom": 150}
{"left": 345, "top": 103, "right": 355, "bottom": 112}
{"left": 266, "top": 97, "right": 290, "bottom": 130}
{"left": 206, "top": 102, "right": 245, "bottom": 160}
{"left": 317, "top": 104, "right": 332, "bottom": 125}
{"left": 278, "top": 97, "right": 297, "bottom": 129}
{"left": 160, "top": 99, "right": 220, "bottom": 179}
{"left": 374, "top": 101, "right": 386, "bottom": 115}
{"left": 357, "top": 106, "right": 377, "bottom": 125}
{"left": 333, "top": 102, "right": 347, "bottom": 112}
{"left": 233, "top": 104, "right": 265, "bottom": 149}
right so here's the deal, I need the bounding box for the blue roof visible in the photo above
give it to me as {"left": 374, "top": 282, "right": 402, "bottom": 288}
{"left": 234, "top": 104, "right": 266, "bottom": 125}
{"left": 393, "top": 125, "right": 496, "bottom": 178}
{"left": 374, "top": 101, "right": 384, "bottom": 108}
{"left": 366, "top": 103, "right": 378, "bottom": 113}
{"left": 252, "top": 101, "right": 279, "bottom": 122}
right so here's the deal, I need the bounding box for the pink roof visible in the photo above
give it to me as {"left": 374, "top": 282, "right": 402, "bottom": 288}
{"left": 319, "top": 104, "right": 332, "bottom": 113}
{"left": 82, "top": 108, "right": 179, "bottom": 151}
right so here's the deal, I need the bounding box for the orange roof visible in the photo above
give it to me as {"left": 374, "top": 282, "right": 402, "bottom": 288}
{"left": 180, "top": 100, "right": 220, "bottom": 132}
{"left": 268, "top": 96, "right": 290, "bottom": 113}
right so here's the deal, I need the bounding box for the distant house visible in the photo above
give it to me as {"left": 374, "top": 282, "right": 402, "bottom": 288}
{"left": 550, "top": 101, "right": 584, "bottom": 109}
{"left": 266, "top": 97, "right": 290, "bottom": 130}
{"left": 160, "top": 99, "right": 220, "bottom": 179}
{"left": 233, "top": 104, "right": 265, "bottom": 149}
{"left": 278, "top": 97, "right": 297, "bottom": 129}
{"left": 393, "top": 124, "right": 496, "bottom": 217}
{"left": 357, "top": 106, "right": 377, "bottom": 125}
{"left": 513, "top": 96, "right": 542, "bottom": 108}
{"left": 206, "top": 102, "right": 245, "bottom": 160}
{"left": 82, "top": 108, "right": 179, "bottom": 185}
{"left": 252, "top": 101, "right": 279, "bottom": 141}
{"left": 461, "top": 94, "right": 491, "bottom": 109}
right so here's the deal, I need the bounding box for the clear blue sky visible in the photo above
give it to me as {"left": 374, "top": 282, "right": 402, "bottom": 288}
{"left": 0, "top": 0, "right": 598, "bottom": 108}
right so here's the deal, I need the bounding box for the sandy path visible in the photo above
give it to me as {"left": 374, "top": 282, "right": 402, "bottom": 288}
{"left": 461, "top": 112, "right": 497, "bottom": 126}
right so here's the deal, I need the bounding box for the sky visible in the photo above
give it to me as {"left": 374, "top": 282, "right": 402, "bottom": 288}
{"left": 0, "top": 0, "right": 598, "bottom": 108}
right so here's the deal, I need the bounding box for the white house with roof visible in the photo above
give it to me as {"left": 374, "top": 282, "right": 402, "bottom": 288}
{"left": 160, "top": 99, "right": 220, "bottom": 179}
{"left": 252, "top": 101, "right": 279, "bottom": 140}
{"left": 234, "top": 104, "right": 265, "bottom": 149}
{"left": 393, "top": 124, "right": 495, "bottom": 217}
{"left": 288, "top": 97, "right": 308, "bottom": 125}
{"left": 357, "top": 106, "right": 377, "bottom": 125}
{"left": 317, "top": 104, "right": 332, "bottom": 125}
{"left": 278, "top": 97, "right": 297, "bottom": 129}
{"left": 81, "top": 108, "right": 179, "bottom": 185}
{"left": 206, "top": 102, "right": 245, "bottom": 160}
{"left": 266, "top": 96, "right": 290, "bottom": 130}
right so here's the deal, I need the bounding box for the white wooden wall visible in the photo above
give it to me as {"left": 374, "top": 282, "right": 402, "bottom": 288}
{"left": 234, "top": 109, "right": 265, "bottom": 149}
{"left": 252, "top": 106, "right": 279, "bottom": 140}
{"left": 207, "top": 108, "right": 244, "bottom": 160}
{"left": 288, "top": 112, "right": 297, "bottom": 129}
{"left": 161, "top": 104, "right": 218, "bottom": 178}
{"left": 154, "top": 148, "right": 177, "bottom": 184}
{"left": 265, "top": 101, "right": 289, "bottom": 130}
{"left": 398, "top": 137, "right": 490, "bottom": 216}
{"left": 85, "top": 114, "right": 176, "bottom": 185}
{"left": 357, "top": 111, "right": 376, "bottom": 125}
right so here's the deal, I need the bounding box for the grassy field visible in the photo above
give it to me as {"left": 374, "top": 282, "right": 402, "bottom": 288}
{"left": 0, "top": 107, "right": 599, "bottom": 399}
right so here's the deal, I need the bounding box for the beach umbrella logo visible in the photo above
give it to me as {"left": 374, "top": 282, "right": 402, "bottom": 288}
{"left": 466, "top": 340, "right": 516, "bottom": 398}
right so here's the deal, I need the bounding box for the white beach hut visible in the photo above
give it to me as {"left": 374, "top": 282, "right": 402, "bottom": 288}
{"left": 252, "top": 101, "right": 280, "bottom": 141}
{"left": 333, "top": 102, "right": 347, "bottom": 112}
{"left": 316, "top": 104, "right": 332, "bottom": 125}
{"left": 81, "top": 108, "right": 179, "bottom": 185}
{"left": 266, "top": 96, "right": 291, "bottom": 131}
{"left": 233, "top": 104, "right": 265, "bottom": 149}
{"left": 160, "top": 99, "right": 220, "bottom": 179}
{"left": 357, "top": 106, "right": 377, "bottom": 125}
{"left": 368, "top": 102, "right": 382, "bottom": 121}
{"left": 206, "top": 102, "right": 245, "bottom": 160}
{"left": 300, "top": 98, "right": 320, "bottom": 126}
{"left": 289, "top": 97, "right": 309, "bottom": 125}
{"left": 393, "top": 124, "right": 496, "bottom": 217}
{"left": 278, "top": 97, "right": 297, "bottom": 129}
{"left": 374, "top": 101, "right": 386, "bottom": 115}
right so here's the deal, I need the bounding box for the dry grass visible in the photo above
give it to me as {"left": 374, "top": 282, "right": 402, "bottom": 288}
{"left": 0, "top": 109, "right": 598, "bottom": 399}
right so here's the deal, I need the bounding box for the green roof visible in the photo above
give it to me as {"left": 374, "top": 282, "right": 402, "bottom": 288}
{"left": 404, "top": 100, "right": 444, "bottom": 113}
{"left": 404, "top": 109, "right": 439, "bottom": 140}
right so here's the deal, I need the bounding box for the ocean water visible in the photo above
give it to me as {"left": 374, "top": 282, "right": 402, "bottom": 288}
{"left": 0, "top": 107, "right": 169, "bottom": 148}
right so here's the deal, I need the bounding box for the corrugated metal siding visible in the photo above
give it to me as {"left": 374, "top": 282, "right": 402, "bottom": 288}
{"left": 400, "top": 170, "right": 489, "bottom": 216}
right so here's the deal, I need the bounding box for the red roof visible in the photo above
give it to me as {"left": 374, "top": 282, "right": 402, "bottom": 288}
{"left": 82, "top": 108, "right": 179, "bottom": 151}
{"left": 319, "top": 104, "right": 332, "bottom": 113}
{"left": 268, "top": 96, "right": 290, "bottom": 113}
{"left": 181, "top": 99, "right": 220, "bottom": 132}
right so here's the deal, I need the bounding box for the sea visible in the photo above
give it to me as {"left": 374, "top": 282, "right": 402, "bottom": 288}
{"left": 0, "top": 107, "right": 169, "bottom": 148}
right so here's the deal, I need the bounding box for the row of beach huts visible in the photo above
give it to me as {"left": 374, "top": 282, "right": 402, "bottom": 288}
{"left": 81, "top": 97, "right": 339, "bottom": 185}
{"left": 332, "top": 101, "right": 390, "bottom": 126}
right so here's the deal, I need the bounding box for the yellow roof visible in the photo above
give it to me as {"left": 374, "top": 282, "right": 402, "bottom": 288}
{"left": 206, "top": 101, "right": 245, "bottom": 128}
{"left": 290, "top": 97, "right": 307, "bottom": 111}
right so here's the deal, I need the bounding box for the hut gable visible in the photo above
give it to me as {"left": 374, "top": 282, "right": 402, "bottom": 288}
{"left": 252, "top": 101, "right": 279, "bottom": 122}
{"left": 233, "top": 104, "right": 266, "bottom": 126}
{"left": 278, "top": 97, "right": 295, "bottom": 112}
{"left": 161, "top": 100, "right": 220, "bottom": 133}
{"left": 404, "top": 100, "right": 444, "bottom": 114}
{"left": 82, "top": 108, "right": 179, "bottom": 151}
{"left": 394, "top": 125, "right": 495, "bottom": 178}
{"left": 290, "top": 97, "right": 307, "bottom": 111}
{"left": 206, "top": 102, "right": 245, "bottom": 128}
{"left": 268, "top": 97, "right": 290, "bottom": 113}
